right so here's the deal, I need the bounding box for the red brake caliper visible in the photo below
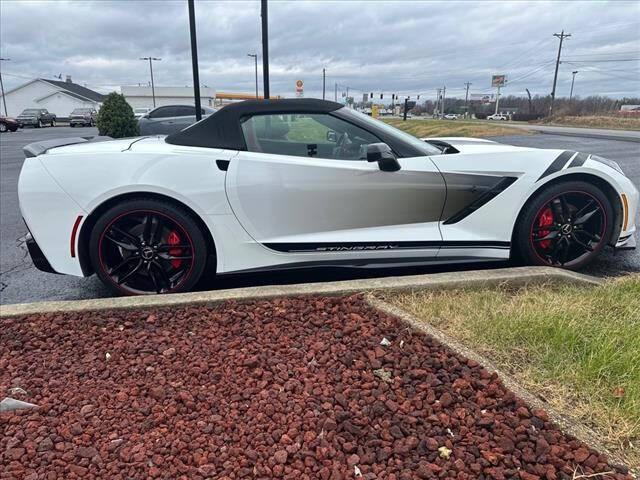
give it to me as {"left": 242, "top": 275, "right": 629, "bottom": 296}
{"left": 167, "top": 231, "right": 182, "bottom": 269}
{"left": 537, "top": 207, "right": 554, "bottom": 249}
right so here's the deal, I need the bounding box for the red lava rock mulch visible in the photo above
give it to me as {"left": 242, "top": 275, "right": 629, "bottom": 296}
{"left": 1, "top": 295, "right": 632, "bottom": 479}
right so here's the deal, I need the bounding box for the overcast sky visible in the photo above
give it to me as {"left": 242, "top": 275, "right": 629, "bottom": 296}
{"left": 1, "top": 0, "right": 638, "bottom": 102}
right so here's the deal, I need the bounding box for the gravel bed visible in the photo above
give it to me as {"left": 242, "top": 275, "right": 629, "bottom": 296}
{"left": 1, "top": 295, "right": 632, "bottom": 479}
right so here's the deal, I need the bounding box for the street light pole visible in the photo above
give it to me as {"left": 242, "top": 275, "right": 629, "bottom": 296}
{"left": 140, "top": 56, "right": 161, "bottom": 108}
{"left": 569, "top": 70, "right": 578, "bottom": 102}
{"left": 260, "top": 0, "right": 270, "bottom": 99}
{"left": 322, "top": 68, "right": 326, "bottom": 100}
{"left": 187, "top": 0, "right": 202, "bottom": 121}
{"left": 0, "top": 58, "right": 10, "bottom": 116}
{"left": 247, "top": 54, "right": 258, "bottom": 99}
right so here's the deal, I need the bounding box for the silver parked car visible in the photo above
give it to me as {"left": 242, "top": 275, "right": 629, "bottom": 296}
{"left": 69, "top": 108, "right": 97, "bottom": 127}
{"left": 138, "top": 105, "right": 216, "bottom": 135}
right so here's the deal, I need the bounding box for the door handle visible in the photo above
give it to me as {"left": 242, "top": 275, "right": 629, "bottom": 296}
{"left": 216, "top": 159, "right": 230, "bottom": 171}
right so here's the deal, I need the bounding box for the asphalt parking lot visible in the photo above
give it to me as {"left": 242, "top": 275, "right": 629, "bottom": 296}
{"left": 1, "top": 126, "right": 638, "bottom": 305}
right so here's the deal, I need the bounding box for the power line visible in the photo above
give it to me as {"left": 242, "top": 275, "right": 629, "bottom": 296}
{"left": 550, "top": 30, "right": 571, "bottom": 116}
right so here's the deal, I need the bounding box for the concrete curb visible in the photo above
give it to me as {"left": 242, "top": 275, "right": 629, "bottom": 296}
{"left": 0, "top": 266, "right": 602, "bottom": 318}
{"left": 507, "top": 124, "right": 640, "bottom": 143}
{"left": 534, "top": 130, "right": 640, "bottom": 144}
{"left": 366, "top": 296, "right": 632, "bottom": 472}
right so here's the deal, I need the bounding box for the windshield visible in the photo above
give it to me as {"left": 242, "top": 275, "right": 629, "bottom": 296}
{"left": 72, "top": 108, "right": 92, "bottom": 114}
{"left": 338, "top": 108, "right": 442, "bottom": 156}
{"left": 21, "top": 109, "right": 40, "bottom": 114}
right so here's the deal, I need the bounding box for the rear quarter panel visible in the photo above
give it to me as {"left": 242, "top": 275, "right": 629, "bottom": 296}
{"left": 22, "top": 140, "right": 234, "bottom": 276}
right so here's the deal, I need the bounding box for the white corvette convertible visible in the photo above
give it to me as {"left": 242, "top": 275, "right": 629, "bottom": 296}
{"left": 19, "top": 99, "right": 638, "bottom": 295}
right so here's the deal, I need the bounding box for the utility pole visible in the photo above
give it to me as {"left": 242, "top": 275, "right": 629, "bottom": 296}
{"left": 260, "top": 0, "right": 270, "bottom": 99}
{"left": 569, "top": 70, "right": 578, "bottom": 102}
{"left": 403, "top": 97, "right": 408, "bottom": 121}
{"left": 247, "top": 53, "right": 258, "bottom": 99}
{"left": 334, "top": 82, "right": 337, "bottom": 102}
{"left": 187, "top": 0, "right": 202, "bottom": 121}
{"left": 322, "top": 68, "right": 326, "bottom": 100}
{"left": 441, "top": 86, "right": 446, "bottom": 119}
{"left": 435, "top": 89, "right": 441, "bottom": 117}
{"left": 464, "top": 82, "right": 472, "bottom": 118}
{"left": 0, "top": 58, "right": 9, "bottom": 116}
{"left": 549, "top": 30, "right": 571, "bottom": 117}
{"left": 494, "top": 84, "right": 501, "bottom": 115}
{"left": 140, "top": 56, "right": 161, "bottom": 108}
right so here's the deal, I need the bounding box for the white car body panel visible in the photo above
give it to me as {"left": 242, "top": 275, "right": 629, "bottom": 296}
{"left": 17, "top": 104, "right": 638, "bottom": 285}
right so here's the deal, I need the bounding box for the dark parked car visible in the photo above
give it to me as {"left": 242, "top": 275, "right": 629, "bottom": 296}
{"left": 0, "top": 116, "right": 20, "bottom": 133}
{"left": 138, "top": 105, "right": 216, "bottom": 135}
{"left": 69, "top": 108, "right": 98, "bottom": 127}
{"left": 16, "top": 108, "right": 56, "bottom": 128}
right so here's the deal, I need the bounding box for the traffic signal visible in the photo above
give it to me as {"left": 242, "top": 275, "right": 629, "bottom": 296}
{"left": 417, "top": 95, "right": 420, "bottom": 100}
{"left": 370, "top": 92, "right": 373, "bottom": 99}
{"left": 380, "top": 93, "right": 383, "bottom": 99}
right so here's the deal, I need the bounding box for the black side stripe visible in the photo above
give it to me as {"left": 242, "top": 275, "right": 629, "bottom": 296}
{"left": 569, "top": 152, "right": 589, "bottom": 168}
{"left": 538, "top": 150, "right": 575, "bottom": 181}
{"left": 264, "top": 241, "right": 511, "bottom": 253}
{"left": 443, "top": 177, "right": 518, "bottom": 225}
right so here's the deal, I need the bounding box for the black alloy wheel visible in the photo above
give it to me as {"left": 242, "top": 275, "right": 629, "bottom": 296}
{"left": 515, "top": 181, "right": 613, "bottom": 270}
{"left": 89, "top": 199, "right": 208, "bottom": 295}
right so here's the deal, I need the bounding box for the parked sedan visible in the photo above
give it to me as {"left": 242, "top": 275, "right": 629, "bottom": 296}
{"left": 443, "top": 113, "right": 458, "bottom": 120}
{"left": 133, "top": 107, "right": 151, "bottom": 119}
{"left": 69, "top": 108, "right": 97, "bottom": 127}
{"left": 18, "top": 99, "right": 638, "bottom": 296}
{"left": 0, "top": 116, "right": 20, "bottom": 133}
{"left": 138, "top": 105, "right": 216, "bottom": 135}
{"left": 487, "top": 113, "right": 508, "bottom": 121}
{"left": 17, "top": 108, "right": 56, "bottom": 128}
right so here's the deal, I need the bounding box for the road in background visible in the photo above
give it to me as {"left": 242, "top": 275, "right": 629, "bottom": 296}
{"left": 1, "top": 127, "right": 638, "bottom": 305}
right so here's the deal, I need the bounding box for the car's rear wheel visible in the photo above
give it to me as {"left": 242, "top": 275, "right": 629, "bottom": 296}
{"left": 0, "top": 122, "right": 7, "bottom": 133}
{"left": 89, "top": 199, "right": 208, "bottom": 295}
{"left": 515, "top": 180, "right": 613, "bottom": 270}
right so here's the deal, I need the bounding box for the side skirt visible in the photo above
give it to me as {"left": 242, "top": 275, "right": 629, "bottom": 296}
{"left": 219, "top": 255, "right": 509, "bottom": 276}
{"left": 263, "top": 240, "right": 510, "bottom": 253}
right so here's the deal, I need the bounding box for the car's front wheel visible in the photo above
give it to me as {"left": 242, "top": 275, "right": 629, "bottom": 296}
{"left": 89, "top": 199, "right": 209, "bottom": 295}
{"left": 51, "top": 119, "right": 56, "bottom": 127}
{"left": 0, "top": 122, "right": 7, "bottom": 133}
{"left": 37, "top": 120, "right": 43, "bottom": 128}
{"left": 515, "top": 180, "right": 613, "bottom": 270}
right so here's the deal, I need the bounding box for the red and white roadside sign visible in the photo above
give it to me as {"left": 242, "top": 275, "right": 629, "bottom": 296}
{"left": 295, "top": 79, "right": 304, "bottom": 97}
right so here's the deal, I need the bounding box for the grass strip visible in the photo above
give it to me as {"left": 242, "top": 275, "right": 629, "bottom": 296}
{"left": 384, "top": 275, "right": 640, "bottom": 466}
{"left": 383, "top": 118, "right": 526, "bottom": 138}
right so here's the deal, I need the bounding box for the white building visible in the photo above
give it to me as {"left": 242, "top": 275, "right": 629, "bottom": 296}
{"left": 121, "top": 85, "right": 216, "bottom": 109}
{"left": 0, "top": 76, "right": 105, "bottom": 117}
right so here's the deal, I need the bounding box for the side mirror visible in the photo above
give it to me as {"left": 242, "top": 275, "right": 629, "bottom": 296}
{"left": 326, "top": 130, "right": 338, "bottom": 142}
{"left": 366, "top": 143, "right": 400, "bottom": 172}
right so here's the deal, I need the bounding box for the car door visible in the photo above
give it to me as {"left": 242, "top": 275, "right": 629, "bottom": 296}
{"left": 225, "top": 112, "right": 446, "bottom": 258}
{"left": 141, "top": 106, "right": 180, "bottom": 134}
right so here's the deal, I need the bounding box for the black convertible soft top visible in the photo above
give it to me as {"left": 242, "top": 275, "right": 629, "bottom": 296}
{"left": 165, "top": 98, "right": 343, "bottom": 150}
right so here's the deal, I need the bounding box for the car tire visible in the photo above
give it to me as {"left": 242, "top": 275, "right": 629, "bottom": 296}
{"left": 89, "top": 198, "right": 209, "bottom": 296}
{"left": 0, "top": 122, "right": 7, "bottom": 133}
{"left": 51, "top": 119, "right": 56, "bottom": 127}
{"left": 37, "top": 120, "right": 43, "bottom": 128}
{"left": 514, "top": 180, "right": 613, "bottom": 270}
{"left": 70, "top": 123, "right": 75, "bottom": 128}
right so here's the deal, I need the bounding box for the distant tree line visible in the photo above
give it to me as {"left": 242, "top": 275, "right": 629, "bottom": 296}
{"left": 409, "top": 95, "right": 640, "bottom": 118}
